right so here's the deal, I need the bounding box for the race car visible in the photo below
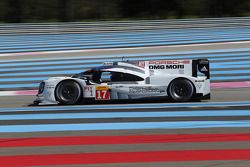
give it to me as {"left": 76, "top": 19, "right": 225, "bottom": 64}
{"left": 34, "top": 59, "right": 210, "bottom": 105}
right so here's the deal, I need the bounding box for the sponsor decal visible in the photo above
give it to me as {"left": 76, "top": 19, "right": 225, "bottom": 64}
{"left": 138, "top": 60, "right": 190, "bottom": 68}
{"left": 138, "top": 61, "right": 145, "bottom": 68}
{"left": 84, "top": 86, "right": 93, "bottom": 97}
{"left": 195, "top": 80, "right": 205, "bottom": 82}
{"left": 129, "top": 87, "right": 161, "bottom": 94}
{"left": 197, "top": 83, "right": 202, "bottom": 89}
{"left": 148, "top": 60, "right": 190, "bottom": 65}
{"left": 95, "top": 86, "right": 110, "bottom": 100}
{"left": 149, "top": 70, "right": 154, "bottom": 75}
{"left": 103, "top": 62, "right": 113, "bottom": 66}
{"left": 200, "top": 66, "right": 208, "bottom": 72}
{"left": 46, "top": 85, "right": 55, "bottom": 89}
{"left": 149, "top": 64, "right": 185, "bottom": 70}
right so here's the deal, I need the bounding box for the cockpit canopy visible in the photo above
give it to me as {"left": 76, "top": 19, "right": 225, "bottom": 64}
{"left": 72, "top": 63, "right": 146, "bottom": 83}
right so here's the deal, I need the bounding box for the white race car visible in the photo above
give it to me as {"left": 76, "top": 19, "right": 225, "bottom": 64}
{"left": 34, "top": 59, "right": 210, "bottom": 105}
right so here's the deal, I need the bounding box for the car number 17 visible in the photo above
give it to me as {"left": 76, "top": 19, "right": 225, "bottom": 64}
{"left": 95, "top": 86, "right": 110, "bottom": 100}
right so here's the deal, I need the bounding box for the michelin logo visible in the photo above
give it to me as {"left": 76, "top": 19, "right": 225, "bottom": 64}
{"left": 149, "top": 65, "right": 184, "bottom": 69}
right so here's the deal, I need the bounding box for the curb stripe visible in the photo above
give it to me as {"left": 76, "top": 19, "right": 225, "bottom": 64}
{"left": 1, "top": 149, "right": 250, "bottom": 166}
{"left": 0, "top": 133, "right": 250, "bottom": 148}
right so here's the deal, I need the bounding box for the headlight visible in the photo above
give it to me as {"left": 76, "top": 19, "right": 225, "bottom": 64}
{"left": 38, "top": 82, "right": 45, "bottom": 94}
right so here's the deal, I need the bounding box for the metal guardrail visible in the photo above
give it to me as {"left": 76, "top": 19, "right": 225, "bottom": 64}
{"left": 0, "top": 17, "right": 250, "bottom": 35}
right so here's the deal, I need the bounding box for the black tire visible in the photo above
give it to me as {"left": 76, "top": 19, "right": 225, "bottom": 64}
{"left": 55, "top": 80, "right": 82, "bottom": 105}
{"left": 168, "top": 78, "right": 195, "bottom": 102}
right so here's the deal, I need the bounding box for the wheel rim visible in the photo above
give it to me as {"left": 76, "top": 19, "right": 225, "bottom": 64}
{"left": 173, "top": 82, "right": 190, "bottom": 98}
{"left": 169, "top": 79, "right": 194, "bottom": 101}
{"left": 61, "top": 85, "right": 77, "bottom": 101}
{"left": 57, "top": 82, "right": 81, "bottom": 104}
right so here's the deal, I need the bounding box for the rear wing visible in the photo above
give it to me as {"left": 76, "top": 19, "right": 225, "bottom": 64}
{"left": 138, "top": 59, "right": 210, "bottom": 79}
{"left": 192, "top": 59, "right": 210, "bottom": 79}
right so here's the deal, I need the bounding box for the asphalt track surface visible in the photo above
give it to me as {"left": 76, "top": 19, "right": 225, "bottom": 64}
{"left": 0, "top": 42, "right": 250, "bottom": 166}
{"left": 1, "top": 98, "right": 250, "bottom": 166}
{"left": 0, "top": 88, "right": 249, "bottom": 108}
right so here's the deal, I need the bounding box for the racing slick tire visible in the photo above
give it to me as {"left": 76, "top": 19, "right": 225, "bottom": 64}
{"left": 55, "top": 80, "right": 82, "bottom": 105}
{"left": 168, "top": 78, "right": 194, "bottom": 102}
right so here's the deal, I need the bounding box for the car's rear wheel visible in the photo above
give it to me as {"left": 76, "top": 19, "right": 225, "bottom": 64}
{"left": 55, "top": 80, "right": 82, "bottom": 105}
{"left": 168, "top": 78, "right": 194, "bottom": 102}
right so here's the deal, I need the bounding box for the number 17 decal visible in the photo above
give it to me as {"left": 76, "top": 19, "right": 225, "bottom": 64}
{"left": 95, "top": 86, "right": 110, "bottom": 100}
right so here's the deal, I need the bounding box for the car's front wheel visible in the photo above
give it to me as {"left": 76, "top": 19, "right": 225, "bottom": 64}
{"left": 168, "top": 78, "right": 194, "bottom": 102}
{"left": 55, "top": 80, "right": 82, "bottom": 105}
